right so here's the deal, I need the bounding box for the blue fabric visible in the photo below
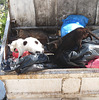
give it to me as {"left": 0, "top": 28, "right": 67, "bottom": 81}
{"left": 0, "top": 80, "right": 6, "bottom": 99}
{"left": 61, "top": 15, "right": 89, "bottom": 37}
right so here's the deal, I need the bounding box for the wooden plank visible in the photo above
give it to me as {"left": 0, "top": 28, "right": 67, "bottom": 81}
{"left": 12, "top": 26, "right": 59, "bottom": 30}
{"left": 57, "top": 0, "right": 77, "bottom": 26}
{"left": 0, "top": 12, "right": 10, "bottom": 64}
{"left": 9, "top": 0, "right": 36, "bottom": 27}
{"left": 12, "top": 25, "right": 99, "bottom": 30}
{"left": 77, "top": 0, "right": 97, "bottom": 25}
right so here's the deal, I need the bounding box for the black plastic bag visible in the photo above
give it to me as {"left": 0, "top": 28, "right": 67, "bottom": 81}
{"left": 55, "top": 41, "right": 99, "bottom": 68}
{"left": 15, "top": 54, "right": 49, "bottom": 74}
{"left": 1, "top": 54, "right": 57, "bottom": 74}
{"left": 1, "top": 58, "right": 16, "bottom": 72}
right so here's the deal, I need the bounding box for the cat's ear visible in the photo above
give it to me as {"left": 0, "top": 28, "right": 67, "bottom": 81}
{"left": 7, "top": 44, "right": 11, "bottom": 47}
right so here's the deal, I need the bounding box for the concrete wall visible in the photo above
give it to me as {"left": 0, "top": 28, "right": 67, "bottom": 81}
{"left": 9, "top": 0, "right": 99, "bottom": 27}
{"left": 1, "top": 69, "right": 99, "bottom": 99}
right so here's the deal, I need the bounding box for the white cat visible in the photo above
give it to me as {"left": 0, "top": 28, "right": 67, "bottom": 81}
{"left": 8, "top": 37, "right": 44, "bottom": 58}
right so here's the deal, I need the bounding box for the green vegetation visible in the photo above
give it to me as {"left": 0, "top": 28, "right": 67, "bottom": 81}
{"left": 0, "top": 0, "right": 8, "bottom": 39}
{"left": 0, "top": 0, "right": 5, "bottom": 4}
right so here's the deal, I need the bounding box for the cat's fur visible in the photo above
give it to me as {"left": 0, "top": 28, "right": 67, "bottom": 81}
{"left": 54, "top": 27, "right": 99, "bottom": 59}
{"left": 8, "top": 37, "right": 44, "bottom": 58}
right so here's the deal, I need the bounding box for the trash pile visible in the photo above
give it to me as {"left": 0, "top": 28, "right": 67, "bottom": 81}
{"left": 1, "top": 15, "right": 99, "bottom": 74}
{"left": 1, "top": 54, "right": 58, "bottom": 74}
{"left": 61, "top": 15, "right": 89, "bottom": 37}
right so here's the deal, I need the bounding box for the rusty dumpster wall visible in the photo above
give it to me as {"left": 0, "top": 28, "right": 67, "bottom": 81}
{"left": 9, "top": 0, "right": 99, "bottom": 27}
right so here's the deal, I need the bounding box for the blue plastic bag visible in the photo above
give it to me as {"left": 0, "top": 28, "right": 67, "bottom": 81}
{"left": 61, "top": 15, "right": 89, "bottom": 37}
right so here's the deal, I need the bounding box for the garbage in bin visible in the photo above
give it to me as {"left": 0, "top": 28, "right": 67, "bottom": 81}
{"left": 61, "top": 15, "right": 89, "bottom": 37}
{"left": 54, "top": 40, "right": 99, "bottom": 68}
{"left": 1, "top": 54, "right": 58, "bottom": 74}
{"left": 86, "top": 57, "right": 99, "bottom": 68}
{"left": 12, "top": 48, "right": 30, "bottom": 58}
